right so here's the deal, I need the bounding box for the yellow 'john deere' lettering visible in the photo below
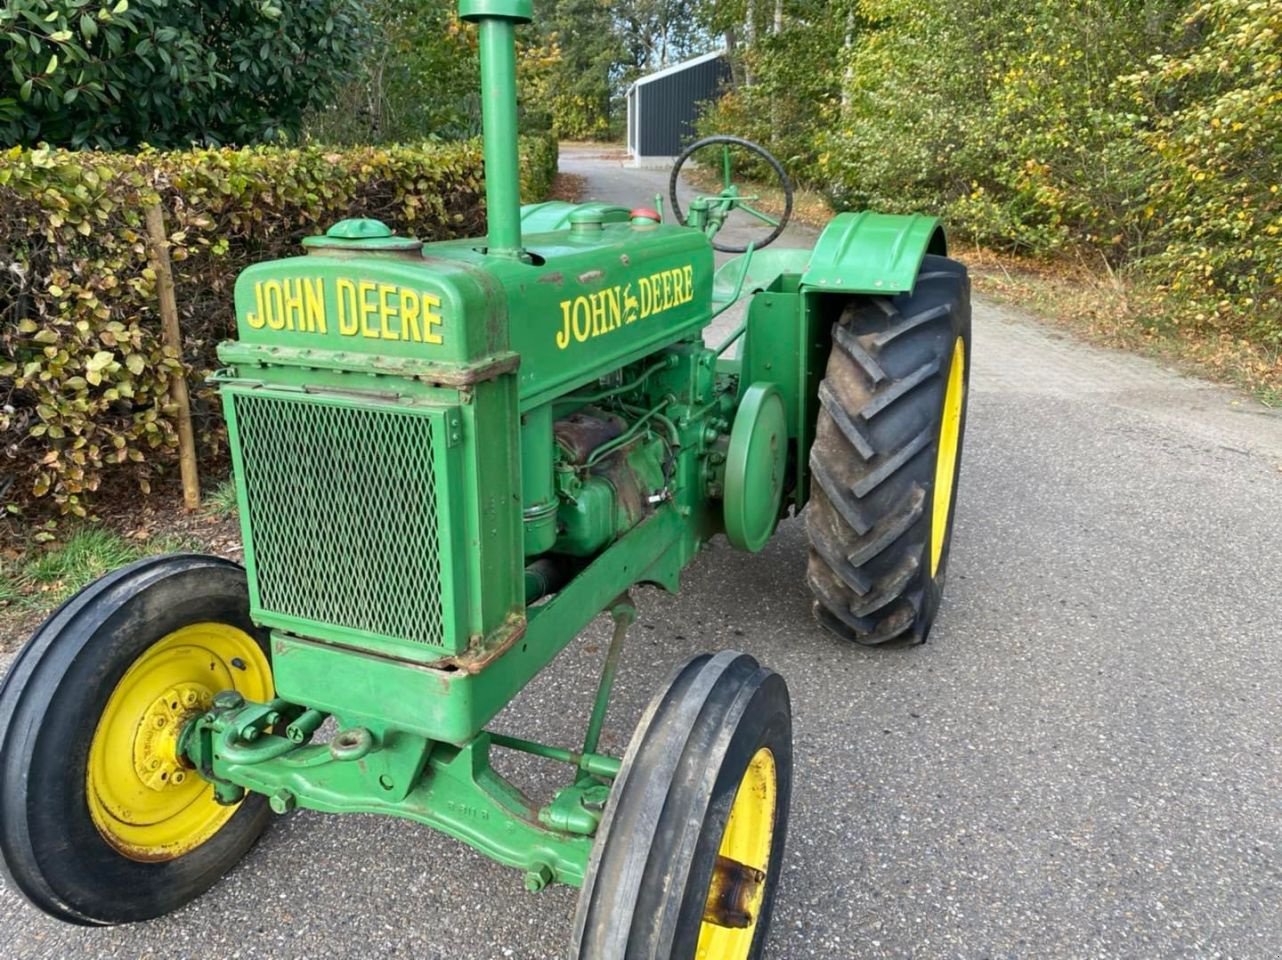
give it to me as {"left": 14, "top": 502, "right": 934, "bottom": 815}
{"left": 247, "top": 277, "right": 444, "bottom": 345}
{"left": 556, "top": 264, "right": 694, "bottom": 350}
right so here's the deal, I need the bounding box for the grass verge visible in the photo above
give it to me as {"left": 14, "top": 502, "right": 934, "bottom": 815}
{"left": 1, "top": 526, "right": 201, "bottom": 618}
{"left": 204, "top": 477, "right": 240, "bottom": 519}
{"left": 956, "top": 242, "right": 1282, "bottom": 406}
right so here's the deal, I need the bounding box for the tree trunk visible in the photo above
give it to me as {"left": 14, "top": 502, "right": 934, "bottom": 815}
{"left": 842, "top": 7, "right": 855, "bottom": 112}
{"left": 725, "top": 25, "right": 743, "bottom": 88}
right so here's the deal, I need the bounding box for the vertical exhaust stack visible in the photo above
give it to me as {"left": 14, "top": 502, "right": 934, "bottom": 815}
{"left": 460, "top": 0, "right": 533, "bottom": 261}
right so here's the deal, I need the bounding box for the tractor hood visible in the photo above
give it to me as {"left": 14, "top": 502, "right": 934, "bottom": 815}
{"left": 222, "top": 214, "right": 715, "bottom": 407}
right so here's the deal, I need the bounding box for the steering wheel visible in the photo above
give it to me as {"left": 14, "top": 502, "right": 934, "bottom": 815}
{"left": 669, "top": 136, "right": 794, "bottom": 253}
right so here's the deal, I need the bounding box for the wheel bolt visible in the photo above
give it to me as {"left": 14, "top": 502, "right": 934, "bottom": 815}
{"left": 524, "top": 864, "right": 554, "bottom": 893}
{"left": 269, "top": 790, "right": 296, "bottom": 814}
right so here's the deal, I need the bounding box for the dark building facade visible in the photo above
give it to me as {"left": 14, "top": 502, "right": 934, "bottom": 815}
{"left": 627, "top": 51, "right": 731, "bottom": 164}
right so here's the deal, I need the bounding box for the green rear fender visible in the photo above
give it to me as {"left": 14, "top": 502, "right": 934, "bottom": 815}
{"left": 801, "top": 211, "right": 947, "bottom": 296}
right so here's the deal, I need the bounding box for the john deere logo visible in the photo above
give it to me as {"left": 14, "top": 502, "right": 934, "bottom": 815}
{"left": 245, "top": 277, "right": 444, "bottom": 345}
{"left": 556, "top": 265, "right": 694, "bottom": 350}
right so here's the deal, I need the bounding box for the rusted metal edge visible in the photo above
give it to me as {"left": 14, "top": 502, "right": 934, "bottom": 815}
{"left": 269, "top": 612, "right": 527, "bottom": 676}
{"left": 218, "top": 342, "right": 521, "bottom": 387}
{"left": 425, "top": 613, "right": 529, "bottom": 676}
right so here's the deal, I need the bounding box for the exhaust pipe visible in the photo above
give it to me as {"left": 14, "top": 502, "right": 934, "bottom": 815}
{"left": 460, "top": 0, "right": 532, "bottom": 261}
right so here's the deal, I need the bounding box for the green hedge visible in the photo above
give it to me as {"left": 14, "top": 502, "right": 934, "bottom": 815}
{"left": 0, "top": 135, "right": 558, "bottom": 514}
{"left": 702, "top": 1, "right": 1280, "bottom": 349}
{"left": 819, "top": 0, "right": 1281, "bottom": 343}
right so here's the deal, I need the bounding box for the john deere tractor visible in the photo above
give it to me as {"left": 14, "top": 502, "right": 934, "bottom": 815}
{"left": 0, "top": 2, "right": 970, "bottom": 956}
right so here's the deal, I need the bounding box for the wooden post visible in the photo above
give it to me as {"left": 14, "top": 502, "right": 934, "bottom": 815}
{"left": 145, "top": 203, "right": 201, "bottom": 510}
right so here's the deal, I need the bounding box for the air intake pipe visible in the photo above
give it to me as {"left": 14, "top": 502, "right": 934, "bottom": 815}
{"left": 459, "top": 0, "right": 532, "bottom": 261}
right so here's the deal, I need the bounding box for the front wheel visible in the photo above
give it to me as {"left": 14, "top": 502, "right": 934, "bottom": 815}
{"left": 0, "top": 555, "right": 274, "bottom": 925}
{"left": 805, "top": 255, "right": 972, "bottom": 646}
{"left": 571, "top": 651, "right": 792, "bottom": 960}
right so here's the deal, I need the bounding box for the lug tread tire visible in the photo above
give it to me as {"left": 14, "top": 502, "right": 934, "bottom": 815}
{"left": 0, "top": 555, "right": 271, "bottom": 926}
{"left": 571, "top": 651, "right": 793, "bottom": 960}
{"left": 805, "top": 255, "right": 971, "bottom": 646}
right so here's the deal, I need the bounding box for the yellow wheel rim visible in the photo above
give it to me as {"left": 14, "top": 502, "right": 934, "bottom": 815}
{"left": 86, "top": 623, "right": 273, "bottom": 862}
{"left": 930, "top": 338, "right": 966, "bottom": 578}
{"left": 697, "top": 748, "right": 777, "bottom": 960}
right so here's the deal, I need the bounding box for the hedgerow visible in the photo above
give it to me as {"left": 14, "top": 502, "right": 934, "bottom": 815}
{"left": 0, "top": 135, "right": 558, "bottom": 514}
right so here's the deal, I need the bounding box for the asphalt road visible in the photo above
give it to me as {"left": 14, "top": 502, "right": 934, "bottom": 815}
{"left": 3, "top": 145, "right": 1282, "bottom": 959}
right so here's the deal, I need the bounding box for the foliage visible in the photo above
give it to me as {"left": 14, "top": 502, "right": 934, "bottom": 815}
{"left": 702, "top": 0, "right": 1281, "bottom": 348}
{"left": 696, "top": 1, "right": 856, "bottom": 181}
{"left": 527, "top": 0, "right": 622, "bottom": 140}
{"left": 204, "top": 476, "right": 239, "bottom": 518}
{"left": 0, "top": 0, "right": 369, "bottom": 149}
{"left": 0, "top": 135, "right": 559, "bottom": 513}
{"left": 305, "top": 0, "right": 577, "bottom": 143}
{"left": 304, "top": 0, "right": 711, "bottom": 145}
{"left": 1126, "top": 0, "right": 1282, "bottom": 342}
{"left": 305, "top": 0, "right": 481, "bottom": 144}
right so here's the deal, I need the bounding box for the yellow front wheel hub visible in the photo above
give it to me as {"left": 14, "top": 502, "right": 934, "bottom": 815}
{"left": 930, "top": 337, "right": 966, "bottom": 578}
{"left": 86, "top": 622, "right": 273, "bottom": 862}
{"left": 697, "top": 747, "right": 778, "bottom": 960}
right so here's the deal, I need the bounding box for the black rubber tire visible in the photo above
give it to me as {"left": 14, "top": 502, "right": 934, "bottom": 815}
{"left": 806, "top": 254, "right": 972, "bottom": 646}
{"left": 571, "top": 651, "right": 792, "bottom": 960}
{"left": 669, "top": 135, "right": 794, "bottom": 253}
{"left": 0, "top": 555, "right": 272, "bottom": 925}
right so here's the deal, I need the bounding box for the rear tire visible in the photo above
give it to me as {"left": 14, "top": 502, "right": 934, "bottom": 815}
{"left": 0, "top": 555, "right": 273, "bottom": 925}
{"left": 806, "top": 255, "right": 971, "bottom": 646}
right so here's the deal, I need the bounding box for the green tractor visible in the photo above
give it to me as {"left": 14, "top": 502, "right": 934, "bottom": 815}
{"left": 0, "top": 3, "right": 970, "bottom": 956}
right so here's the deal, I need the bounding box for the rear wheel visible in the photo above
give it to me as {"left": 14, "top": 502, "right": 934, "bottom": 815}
{"left": 571, "top": 651, "right": 792, "bottom": 960}
{"left": 806, "top": 255, "right": 971, "bottom": 645}
{"left": 0, "top": 555, "right": 274, "bottom": 925}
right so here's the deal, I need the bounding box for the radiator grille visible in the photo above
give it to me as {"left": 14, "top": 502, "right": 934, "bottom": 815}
{"left": 233, "top": 392, "right": 444, "bottom": 647}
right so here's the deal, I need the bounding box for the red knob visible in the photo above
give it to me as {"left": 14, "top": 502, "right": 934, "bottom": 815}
{"left": 630, "top": 208, "right": 661, "bottom": 223}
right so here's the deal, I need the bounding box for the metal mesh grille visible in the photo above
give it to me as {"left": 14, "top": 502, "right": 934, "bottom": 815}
{"left": 233, "top": 392, "right": 443, "bottom": 647}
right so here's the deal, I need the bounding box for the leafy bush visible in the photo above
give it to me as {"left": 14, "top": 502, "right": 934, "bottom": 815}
{"left": 0, "top": 0, "right": 368, "bottom": 148}
{"left": 696, "top": 20, "right": 849, "bottom": 186}
{"left": 709, "top": 0, "right": 1279, "bottom": 345}
{"left": 304, "top": 0, "right": 482, "bottom": 145}
{"left": 0, "top": 135, "right": 559, "bottom": 513}
{"left": 1125, "top": 0, "right": 1282, "bottom": 341}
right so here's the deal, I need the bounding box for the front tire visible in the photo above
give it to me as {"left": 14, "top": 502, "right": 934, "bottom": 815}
{"left": 571, "top": 652, "right": 792, "bottom": 960}
{"left": 0, "top": 555, "right": 274, "bottom": 925}
{"left": 806, "top": 255, "right": 972, "bottom": 646}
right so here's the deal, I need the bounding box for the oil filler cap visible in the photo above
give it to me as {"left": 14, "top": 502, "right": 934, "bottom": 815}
{"left": 327, "top": 218, "right": 394, "bottom": 240}
{"left": 303, "top": 218, "right": 423, "bottom": 254}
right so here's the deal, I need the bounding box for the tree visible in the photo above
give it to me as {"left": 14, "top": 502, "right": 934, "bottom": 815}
{"left": 527, "top": 0, "right": 622, "bottom": 140}
{"left": 306, "top": 0, "right": 483, "bottom": 144}
{"left": 0, "top": 0, "right": 368, "bottom": 149}
{"left": 613, "top": 0, "right": 704, "bottom": 73}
